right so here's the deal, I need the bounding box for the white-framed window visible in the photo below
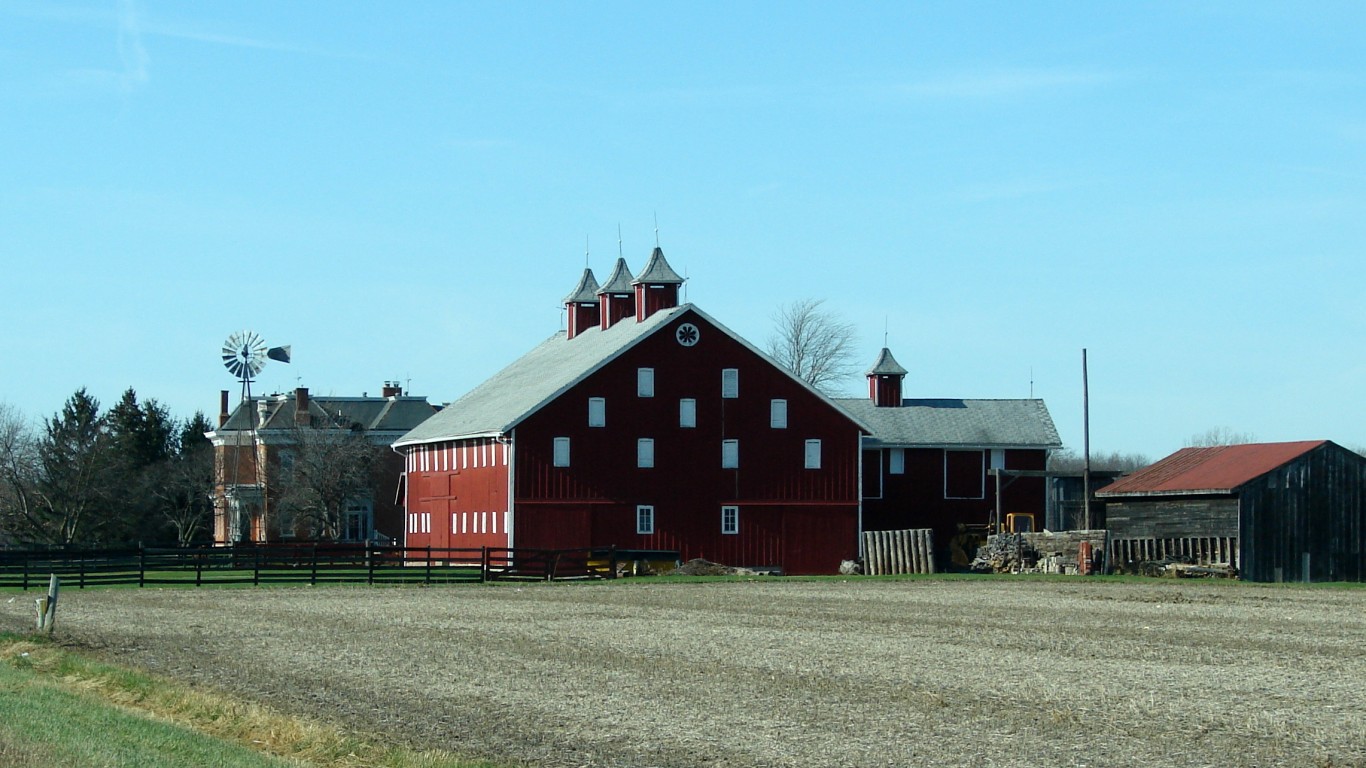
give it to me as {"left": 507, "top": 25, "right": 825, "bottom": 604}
{"left": 990, "top": 449, "right": 1005, "bottom": 470}
{"left": 721, "top": 368, "right": 739, "bottom": 399}
{"left": 804, "top": 439, "right": 822, "bottom": 469}
{"left": 636, "top": 505, "right": 655, "bottom": 534}
{"left": 722, "top": 439, "right": 739, "bottom": 468}
{"left": 553, "top": 437, "right": 571, "bottom": 467}
{"left": 721, "top": 505, "right": 739, "bottom": 535}
{"left": 889, "top": 447, "right": 905, "bottom": 475}
{"left": 637, "top": 438, "right": 655, "bottom": 468}
{"left": 679, "top": 398, "right": 697, "bottom": 428}
{"left": 342, "top": 499, "right": 373, "bottom": 542}
{"left": 770, "top": 399, "right": 787, "bottom": 428}
{"left": 588, "top": 397, "right": 606, "bottom": 427}
{"left": 638, "top": 368, "right": 655, "bottom": 397}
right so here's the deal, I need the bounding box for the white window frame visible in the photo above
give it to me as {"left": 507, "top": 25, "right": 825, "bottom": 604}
{"left": 990, "top": 448, "right": 1005, "bottom": 470}
{"left": 721, "top": 439, "right": 739, "bottom": 469}
{"left": 637, "top": 438, "right": 655, "bottom": 468}
{"left": 804, "top": 439, "right": 822, "bottom": 469}
{"left": 636, "top": 505, "right": 655, "bottom": 534}
{"left": 679, "top": 398, "right": 697, "bottom": 428}
{"left": 638, "top": 368, "right": 655, "bottom": 397}
{"left": 889, "top": 447, "right": 905, "bottom": 475}
{"left": 553, "top": 437, "right": 570, "bottom": 467}
{"left": 588, "top": 397, "right": 605, "bottom": 427}
{"left": 770, "top": 399, "right": 787, "bottom": 429}
{"left": 721, "top": 368, "right": 739, "bottom": 399}
{"left": 721, "top": 505, "right": 739, "bottom": 535}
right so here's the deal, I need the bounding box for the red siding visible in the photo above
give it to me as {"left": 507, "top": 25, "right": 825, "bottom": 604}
{"left": 403, "top": 438, "right": 511, "bottom": 552}
{"left": 512, "top": 309, "right": 862, "bottom": 574}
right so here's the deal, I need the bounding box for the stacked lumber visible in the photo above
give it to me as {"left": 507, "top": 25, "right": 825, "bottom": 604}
{"left": 861, "top": 529, "right": 936, "bottom": 575}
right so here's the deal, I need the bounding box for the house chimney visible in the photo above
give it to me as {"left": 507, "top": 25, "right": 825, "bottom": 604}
{"left": 294, "top": 387, "right": 310, "bottom": 425}
{"left": 632, "top": 246, "right": 684, "bottom": 322}
{"left": 597, "top": 257, "right": 635, "bottom": 330}
{"left": 865, "top": 348, "right": 908, "bottom": 407}
{"left": 219, "top": 390, "right": 230, "bottom": 427}
{"left": 382, "top": 381, "right": 403, "bottom": 398}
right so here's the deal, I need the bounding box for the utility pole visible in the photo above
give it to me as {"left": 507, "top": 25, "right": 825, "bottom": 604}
{"left": 1082, "top": 348, "right": 1092, "bottom": 530}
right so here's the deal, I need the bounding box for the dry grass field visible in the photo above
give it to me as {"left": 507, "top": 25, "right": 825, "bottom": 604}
{"left": 3, "top": 577, "right": 1363, "bottom": 768}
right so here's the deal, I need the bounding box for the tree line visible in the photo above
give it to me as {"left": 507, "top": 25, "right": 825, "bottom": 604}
{"left": 0, "top": 388, "right": 214, "bottom": 548}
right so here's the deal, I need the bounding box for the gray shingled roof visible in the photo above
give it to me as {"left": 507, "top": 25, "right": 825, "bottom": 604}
{"left": 632, "top": 246, "right": 684, "bottom": 284}
{"left": 396, "top": 303, "right": 871, "bottom": 447}
{"left": 598, "top": 258, "right": 634, "bottom": 294}
{"left": 219, "top": 395, "right": 437, "bottom": 436}
{"left": 835, "top": 398, "right": 1061, "bottom": 449}
{"left": 563, "top": 268, "right": 601, "bottom": 304}
{"left": 865, "top": 347, "right": 908, "bottom": 376}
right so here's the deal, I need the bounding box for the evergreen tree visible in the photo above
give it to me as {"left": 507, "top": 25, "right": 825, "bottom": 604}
{"left": 33, "top": 388, "right": 118, "bottom": 546}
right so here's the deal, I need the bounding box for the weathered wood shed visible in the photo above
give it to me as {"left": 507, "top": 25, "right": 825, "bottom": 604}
{"left": 1097, "top": 440, "right": 1366, "bottom": 582}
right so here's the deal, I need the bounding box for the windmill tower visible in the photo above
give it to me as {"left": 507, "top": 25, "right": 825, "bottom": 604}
{"left": 219, "top": 331, "right": 290, "bottom": 542}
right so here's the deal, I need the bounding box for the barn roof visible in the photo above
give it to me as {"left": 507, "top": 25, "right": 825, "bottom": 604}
{"left": 396, "top": 304, "right": 870, "bottom": 447}
{"left": 598, "top": 258, "right": 634, "bottom": 294}
{"left": 834, "top": 398, "right": 1061, "bottom": 449}
{"left": 865, "top": 347, "right": 908, "bottom": 377}
{"left": 632, "top": 246, "right": 684, "bottom": 284}
{"left": 1096, "top": 440, "right": 1328, "bottom": 497}
{"left": 563, "top": 268, "right": 601, "bottom": 303}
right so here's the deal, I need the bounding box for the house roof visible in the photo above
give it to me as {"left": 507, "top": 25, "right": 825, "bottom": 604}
{"left": 865, "top": 347, "right": 908, "bottom": 377}
{"left": 218, "top": 395, "right": 438, "bottom": 436}
{"left": 396, "top": 303, "right": 870, "bottom": 447}
{"left": 563, "top": 268, "right": 601, "bottom": 304}
{"left": 834, "top": 398, "right": 1061, "bottom": 449}
{"left": 598, "top": 258, "right": 634, "bottom": 294}
{"left": 1097, "top": 440, "right": 1328, "bottom": 497}
{"left": 632, "top": 246, "right": 684, "bottom": 284}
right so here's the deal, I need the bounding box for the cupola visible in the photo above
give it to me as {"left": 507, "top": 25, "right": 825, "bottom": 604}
{"left": 563, "top": 268, "right": 601, "bottom": 339}
{"left": 597, "top": 258, "right": 636, "bottom": 330}
{"left": 631, "top": 246, "right": 684, "bottom": 322}
{"left": 866, "top": 348, "right": 908, "bottom": 407}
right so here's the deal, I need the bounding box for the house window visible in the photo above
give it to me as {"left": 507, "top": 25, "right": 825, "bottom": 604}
{"left": 342, "top": 499, "right": 373, "bottom": 542}
{"left": 638, "top": 368, "right": 655, "bottom": 397}
{"left": 722, "top": 439, "right": 739, "bottom": 468}
{"left": 944, "top": 450, "right": 985, "bottom": 499}
{"left": 889, "top": 447, "right": 905, "bottom": 475}
{"left": 721, "top": 368, "right": 739, "bottom": 398}
{"left": 637, "top": 438, "right": 655, "bottom": 468}
{"left": 679, "top": 398, "right": 697, "bottom": 428}
{"left": 588, "top": 397, "right": 606, "bottom": 427}
{"left": 636, "top": 505, "right": 655, "bottom": 534}
{"left": 804, "top": 439, "right": 822, "bottom": 469}
{"left": 553, "top": 437, "right": 570, "bottom": 467}
{"left": 770, "top": 399, "right": 787, "bottom": 428}
{"left": 721, "top": 505, "right": 739, "bottom": 535}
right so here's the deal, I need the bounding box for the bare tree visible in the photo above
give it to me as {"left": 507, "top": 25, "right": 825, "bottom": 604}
{"left": 272, "top": 421, "right": 385, "bottom": 541}
{"left": 0, "top": 404, "right": 40, "bottom": 546}
{"left": 1048, "top": 448, "right": 1150, "bottom": 473}
{"left": 766, "top": 298, "right": 859, "bottom": 394}
{"left": 1185, "top": 427, "right": 1256, "bottom": 447}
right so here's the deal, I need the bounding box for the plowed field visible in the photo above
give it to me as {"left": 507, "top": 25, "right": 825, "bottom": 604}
{"left": 3, "top": 578, "right": 1363, "bottom": 767}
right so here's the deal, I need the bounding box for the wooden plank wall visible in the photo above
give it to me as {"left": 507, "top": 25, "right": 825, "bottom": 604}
{"left": 861, "top": 529, "right": 935, "bottom": 575}
{"left": 1110, "top": 536, "right": 1239, "bottom": 568}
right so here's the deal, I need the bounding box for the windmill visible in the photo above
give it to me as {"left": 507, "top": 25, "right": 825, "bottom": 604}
{"left": 219, "top": 330, "right": 290, "bottom": 543}
{"left": 221, "top": 330, "right": 291, "bottom": 404}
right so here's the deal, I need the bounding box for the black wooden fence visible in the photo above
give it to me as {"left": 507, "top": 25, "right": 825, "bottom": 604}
{"left": 0, "top": 544, "right": 639, "bottom": 589}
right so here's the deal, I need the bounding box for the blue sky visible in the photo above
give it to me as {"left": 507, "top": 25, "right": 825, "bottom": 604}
{"left": 3, "top": 1, "right": 1364, "bottom": 460}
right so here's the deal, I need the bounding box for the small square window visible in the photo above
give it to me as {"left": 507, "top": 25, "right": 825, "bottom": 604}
{"left": 553, "top": 437, "right": 570, "bottom": 467}
{"left": 804, "top": 439, "right": 822, "bottom": 469}
{"left": 721, "top": 368, "right": 739, "bottom": 399}
{"left": 722, "top": 439, "right": 739, "bottom": 469}
{"left": 770, "top": 399, "right": 787, "bottom": 429}
{"left": 637, "top": 438, "right": 655, "bottom": 468}
{"left": 679, "top": 398, "right": 697, "bottom": 428}
{"left": 721, "top": 505, "right": 739, "bottom": 535}
{"left": 638, "top": 368, "right": 655, "bottom": 397}
{"left": 588, "top": 397, "right": 606, "bottom": 427}
{"left": 636, "top": 505, "right": 655, "bottom": 534}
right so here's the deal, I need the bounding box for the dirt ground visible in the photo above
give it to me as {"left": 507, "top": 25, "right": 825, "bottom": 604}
{"left": 3, "top": 578, "right": 1364, "bottom": 768}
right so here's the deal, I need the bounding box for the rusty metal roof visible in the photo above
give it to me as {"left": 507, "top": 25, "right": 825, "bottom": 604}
{"left": 1097, "top": 440, "right": 1327, "bottom": 497}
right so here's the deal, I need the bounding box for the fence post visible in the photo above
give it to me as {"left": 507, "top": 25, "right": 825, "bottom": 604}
{"left": 138, "top": 546, "right": 145, "bottom": 588}
{"left": 609, "top": 546, "right": 618, "bottom": 579}
{"left": 195, "top": 549, "right": 203, "bottom": 587}
{"left": 310, "top": 545, "right": 318, "bottom": 586}
{"left": 79, "top": 552, "right": 86, "bottom": 589}
{"left": 367, "top": 543, "right": 375, "bottom": 586}
{"left": 547, "top": 551, "right": 559, "bottom": 582}
{"left": 480, "top": 546, "right": 489, "bottom": 583}
{"left": 35, "top": 575, "right": 59, "bottom": 633}
{"left": 22, "top": 554, "right": 29, "bottom": 591}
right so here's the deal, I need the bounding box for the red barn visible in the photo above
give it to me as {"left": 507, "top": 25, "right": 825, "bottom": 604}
{"left": 395, "top": 248, "right": 869, "bottom": 574}
{"left": 837, "top": 347, "right": 1062, "bottom": 567}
